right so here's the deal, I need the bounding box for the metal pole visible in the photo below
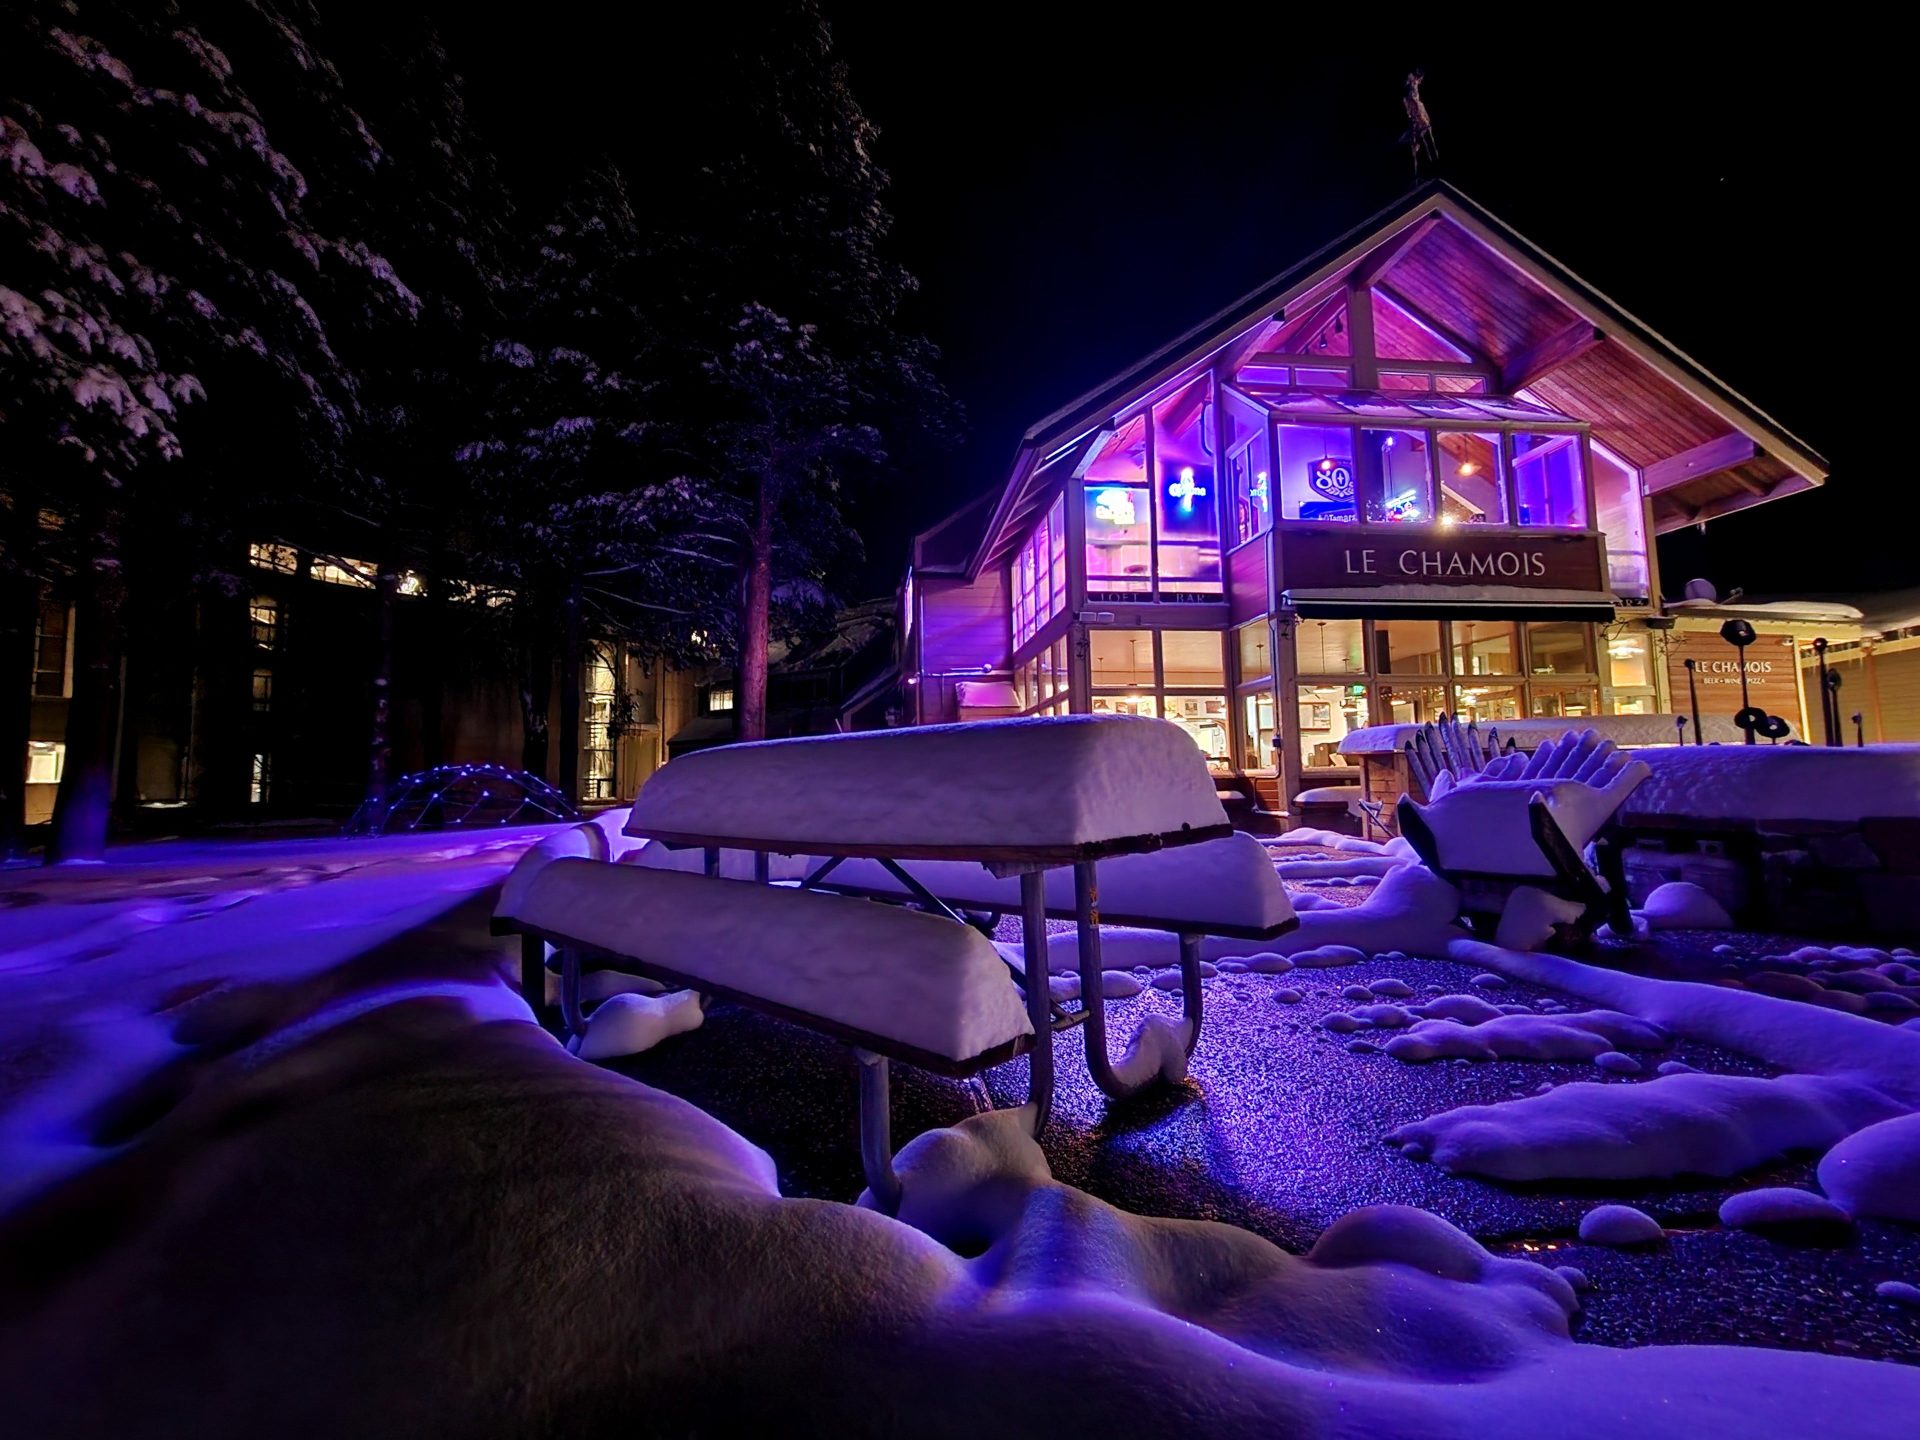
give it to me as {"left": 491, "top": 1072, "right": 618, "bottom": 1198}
{"left": 1684, "top": 658, "right": 1702, "bottom": 742}
{"left": 1813, "top": 638, "right": 1835, "bottom": 745}
{"left": 855, "top": 1049, "right": 902, "bottom": 1215}
{"left": 1020, "top": 870, "right": 1054, "bottom": 1137}
{"left": 559, "top": 947, "right": 586, "bottom": 1040}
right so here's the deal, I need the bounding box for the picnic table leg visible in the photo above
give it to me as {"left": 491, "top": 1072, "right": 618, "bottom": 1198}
{"left": 854, "top": 1049, "right": 903, "bottom": 1215}
{"left": 519, "top": 934, "right": 549, "bottom": 1025}
{"left": 703, "top": 846, "right": 720, "bottom": 878}
{"left": 1020, "top": 871, "right": 1055, "bottom": 1139}
{"left": 559, "top": 946, "right": 587, "bottom": 1040}
{"left": 753, "top": 850, "right": 770, "bottom": 885}
{"left": 1075, "top": 862, "right": 1203, "bottom": 1098}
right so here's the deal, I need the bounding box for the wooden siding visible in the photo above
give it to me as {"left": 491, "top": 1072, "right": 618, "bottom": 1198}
{"left": 1383, "top": 219, "right": 1572, "bottom": 366}
{"left": 1228, "top": 541, "right": 1269, "bottom": 626}
{"left": 1527, "top": 342, "right": 1727, "bottom": 469}
{"left": 1811, "top": 645, "right": 1920, "bottom": 744}
{"left": 917, "top": 570, "right": 1010, "bottom": 725}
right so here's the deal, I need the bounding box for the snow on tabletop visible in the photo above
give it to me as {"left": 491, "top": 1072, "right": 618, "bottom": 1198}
{"left": 1621, "top": 744, "right": 1920, "bottom": 824}
{"left": 1338, "top": 712, "right": 1753, "bottom": 755}
{"left": 512, "top": 860, "right": 1031, "bottom": 1064}
{"left": 622, "top": 713, "right": 1229, "bottom": 853}
{"left": 816, "top": 831, "right": 1295, "bottom": 936}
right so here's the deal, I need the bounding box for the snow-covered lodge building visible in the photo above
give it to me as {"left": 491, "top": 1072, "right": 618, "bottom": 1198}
{"left": 902, "top": 183, "right": 1834, "bottom": 816}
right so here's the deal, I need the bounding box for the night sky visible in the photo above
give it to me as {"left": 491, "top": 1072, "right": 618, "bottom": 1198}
{"left": 450, "top": 11, "right": 1884, "bottom": 601}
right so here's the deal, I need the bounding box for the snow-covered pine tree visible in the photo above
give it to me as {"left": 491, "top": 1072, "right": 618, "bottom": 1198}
{"left": 1, "top": 2, "right": 415, "bottom": 860}
{"left": 459, "top": 166, "right": 732, "bottom": 791}
{"left": 651, "top": 2, "right": 954, "bottom": 742}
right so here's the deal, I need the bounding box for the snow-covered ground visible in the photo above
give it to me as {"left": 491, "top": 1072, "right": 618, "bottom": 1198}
{"left": 1, "top": 828, "right": 1917, "bottom": 1437}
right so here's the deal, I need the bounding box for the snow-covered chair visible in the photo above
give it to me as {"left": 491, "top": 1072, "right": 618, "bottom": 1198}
{"left": 1396, "top": 728, "right": 1649, "bottom": 943}
{"left": 494, "top": 860, "right": 1036, "bottom": 1213}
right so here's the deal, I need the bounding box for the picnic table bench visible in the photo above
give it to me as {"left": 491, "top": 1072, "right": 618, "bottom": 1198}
{"left": 493, "top": 715, "right": 1295, "bottom": 1212}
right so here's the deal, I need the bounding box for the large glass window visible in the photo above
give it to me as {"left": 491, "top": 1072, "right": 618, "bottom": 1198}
{"left": 1297, "top": 683, "right": 1368, "bottom": 771}
{"left": 1526, "top": 621, "right": 1594, "bottom": 676}
{"left": 1152, "top": 378, "right": 1221, "bottom": 596}
{"left": 1161, "top": 630, "right": 1225, "bottom": 687}
{"left": 1451, "top": 619, "right": 1518, "bottom": 676}
{"left": 1242, "top": 690, "right": 1277, "bottom": 771}
{"left": 1592, "top": 443, "right": 1649, "bottom": 599}
{"left": 1235, "top": 620, "right": 1272, "bottom": 683}
{"left": 1295, "top": 618, "right": 1365, "bottom": 676}
{"left": 1372, "top": 619, "right": 1443, "bottom": 675}
{"left": 1082, "top": 416, "right": 1151, "bottom": 597}
{"left": 1434, "top": 432, "right": 1505, "bottom": 525}
{"left": 1012, "top": 497, "right": 1067, "bottom": 648}
{"left": 1605, "top": 630, "right": 1653, "bottom": 689}
{"left": 1379, "top": 682, "right": 1447, "bottom": 726}
{"left": 1360, "top": 428, "right": 1432, "bottom": 524}
{"left": 1531, "top": 685, "right": 1598, "bottom": 719}
{"left": 32, "top": 597, "right": 69, "bottom": 697}
{"left": 1089, "top": 629, "right": 1153, "bottom": 688}
{"left": 1161, "top": 694, "right": 1231, "bottom": 763}
{"left": 1452, "top": 684, "right": 1523, "bottom": 725}
{"left": 1277, "top": 424, "right": 1357, "bottom": 523}
{"left": 1224, "top": 388, "right": 1272, "bottom": 547}
{"left": 1511, "top": 433, "right": 1587, "bottom": 528}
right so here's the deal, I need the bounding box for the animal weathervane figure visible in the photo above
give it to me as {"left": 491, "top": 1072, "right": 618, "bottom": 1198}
{"left": 1403, "top": 69, "right": 1438, "bottom": 173}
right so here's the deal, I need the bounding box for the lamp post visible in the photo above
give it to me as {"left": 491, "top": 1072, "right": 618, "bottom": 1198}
{"left": 1720, "top": 619, "right": 1760, "bottom": 744}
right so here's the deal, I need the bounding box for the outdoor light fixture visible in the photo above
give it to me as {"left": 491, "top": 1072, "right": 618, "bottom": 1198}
{"left": 1457, "top": 461, "right": 1480, "bottom": 476}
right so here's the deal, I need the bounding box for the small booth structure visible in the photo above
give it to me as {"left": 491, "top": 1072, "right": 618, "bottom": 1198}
{"left": 902, "top": 182, "right": 1829, "bottom": 827}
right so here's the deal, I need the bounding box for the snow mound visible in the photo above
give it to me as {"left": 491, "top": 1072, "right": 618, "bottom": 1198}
{"left": 1593, "top": 1051, "right": 1642, "bottom": 1075}
{"left": 1387, "top": 1072, "right": 1903, "bottom": 1183}
{"left": 1382, "top": 1009, "right": 1666, "bottom": 1065}
{"left": 1816, "top": 1112, "right": 1920, "bottom": 1224}
{"left": 1578, "top": 1204, "right": 1664, "bottom": 1246}
{"left": 1046, "top": 970, "right": 1146, "bottom": 1002}
{"left": 571, "top": 990, "right": 704, "bottom": 1060}
{"left": 1879, "top": 1281, "right": 1920, "bottom": 1308}
{"left": 1717, "top": 1188, "right": 1851, "bottom": 1230}
{"left": 1638, "top": 881, "right": 1733, "bottom": 930}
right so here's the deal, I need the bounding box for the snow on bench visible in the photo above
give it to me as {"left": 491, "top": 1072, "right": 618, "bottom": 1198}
{"left": 807, "top": 832, "right": 1296, "bottom": 940}
{"left": 623, "top": 713, "right": 1231, "bottom": 860}
{"left": 496, "top": 859, "right": 1040, "bottom": 1213}
{"left": 504, "top": 860, "right": 1033, "bottom": 1068}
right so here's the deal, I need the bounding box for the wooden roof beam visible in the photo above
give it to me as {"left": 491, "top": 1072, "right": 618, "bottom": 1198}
{"left": 1374, "top": 282, "right": 1494, "bottom": 371}
{"left": 1500, "top": 321, "right": 1603, "bottom": 393}
{"left": 1642, "top": 433, "right": 1759, "bottom": 494}
{"left": 1348, "top": 211, "right": 1443, "bottom": 290}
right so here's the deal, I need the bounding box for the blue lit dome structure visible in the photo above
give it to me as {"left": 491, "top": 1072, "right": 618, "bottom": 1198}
{"left": 344, "top": 763, "right": 581, "bottom": 836}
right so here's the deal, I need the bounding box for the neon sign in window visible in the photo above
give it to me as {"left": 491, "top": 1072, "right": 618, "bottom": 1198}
{"left": 1152, "top": 377, "right": 1221, "bottom": 596}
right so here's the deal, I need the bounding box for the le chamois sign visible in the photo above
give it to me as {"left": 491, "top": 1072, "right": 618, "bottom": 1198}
{"left": 1278, "top": 527, "right": 1606, "bottom": 592}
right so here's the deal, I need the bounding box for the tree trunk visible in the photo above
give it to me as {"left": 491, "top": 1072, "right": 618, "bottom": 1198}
{"left": 48, "top": 518, "right": 127, "bottom": 864}
{"left": 558, "top": 577, "right": 582, "bottom": 803}
{"left": 737, "top": 473, "right": 773, "bottom": 743}
{"left": 0, "top": 484, "right": 41, "bottom": 860}
{"left": 364, "top": 565, "right": 398, "bottom": 803}
{"left": 419, "top": 568, "right": 448, "bottom": 770}
{"left": 520, "top": 631, "right": 553, "bottom": 780}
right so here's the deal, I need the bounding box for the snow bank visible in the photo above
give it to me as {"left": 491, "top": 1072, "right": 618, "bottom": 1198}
{"left": 624, "top": 713, "right": 1229, "bottom": 852}
{"left": 571, "top": 990, "right": 705, "bottom": 1061}
{"left": 1638, "top": 881, "right": 1733, "bottom": 930}
{"left": 1578, "top": 1204, "right": 1664, "bottom": 1246}
{"left": 1382, "top": 1008, "right": 1668, "bottom": 1065}
{"left": 1717, "top": 1188, "right": 1850, "bottom": 1229}
{"left": 1386, "top": 1072, "right": 1902, "bottom": 1182}
{"left": 7, "top": 844, "right": 1920, "bottom": 1438}
{"left": 1816, "top": 1113, "right": 1920, "bottom": 1224}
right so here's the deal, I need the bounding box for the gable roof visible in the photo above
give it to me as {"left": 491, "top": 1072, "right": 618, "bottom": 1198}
{"left": 966, "top": 180, "right": 1829, "bottom": 579}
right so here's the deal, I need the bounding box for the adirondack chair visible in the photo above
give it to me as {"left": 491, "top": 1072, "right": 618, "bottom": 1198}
{"left": 1394, "top": 719, "right": 1648, "bottom": 943}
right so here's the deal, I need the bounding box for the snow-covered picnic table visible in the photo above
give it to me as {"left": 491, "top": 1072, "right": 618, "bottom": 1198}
{"left": 500, "top": 715, "right": 1293, "bottom": 1211}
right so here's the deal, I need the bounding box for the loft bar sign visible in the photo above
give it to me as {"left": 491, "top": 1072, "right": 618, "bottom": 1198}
{"left": 1278, "top": 527, "right": 1606, "bottom": 592}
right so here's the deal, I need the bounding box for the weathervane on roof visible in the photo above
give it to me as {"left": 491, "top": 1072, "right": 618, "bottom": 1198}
{"left": 1402, "top": 69, "right": 1438, "bottom": 175}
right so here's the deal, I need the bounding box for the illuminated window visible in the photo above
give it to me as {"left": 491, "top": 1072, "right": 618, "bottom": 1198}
{"left": 1276, "top": 424, "right": 1356, "bottom": 523}
{"left": 1531, "top": 685, "right": 1597, "bottom": 719}
{"left": 250, "top": 753, "right": 271, "bottom": 805}
{"left": 1241, "top": 690, "right": 1277, "bottom": 771}
{"left": 1511, "top": 433, "right": 1587, "bottom": 528}
{"left": 1295, "top": 618, "right": 1365, "bottom": 676}
{"left": 249, "top": 596, "right": 277, "bottom": 649}
{"left": 1298, "top": 683, "right": 1368, "bottom": 771}
{"left": 26, "top": 740, "right": 64, "bottom": 784}
{"left": 310, "top": 555, "right": 376, "bottom": 588}
{"left": 1372, "top": 620, "right": 1444, "bottom": 675}
{"left": 1525, "top": 622, "right": 1594, "bottom": 676}
{"left": 1012, "top": 497, "right": 1067, "bottom": 648}
{"left": 1452, "top": 684, "right": 1523, "bottom": 725}
{"left": 1235, "top": 620, "right": 1272, "bottom": 684}
{"left": 1451, "top": 620, "right": 1518, "bottom": 676}
{"left": 249, "top": 542, "right": 299, "bottom": 574}
{"left": 1160, "top": 693, "right": 1230, "bottom": 763}
{"left": 1088, "top": 630, "right": 1153, "bottom": 688}
{"left": 32, "top": 597, "right": 70, "bottom": 697}
{"left": 397, "top": 571, "right": 426, "bottom": 597}
{"left": 1434, "top": 432, "right": 1505, "bottom": 525}
{"left": 1160, "top": 631, "right": 1225, "bottom": 687}
{"left": 708, "top": 687, "right": 734, "bottom": 713}
{"left": 1152, "top": 377, "right": 1221, "bottom": 596}
{"left": 1223, "top": 388, "right": 1272, "bottom": 547}
{"left": 1082, "top": 414, "right": 1151, "bottom": 598}
{"left": 251, "top": 668, "right": 273, "bottom": 712}
{"left": 1592, "top": 443, "right": 1649, "bottom": 600}
{"left": 1379, "top": 682, "right": 1447, "bottom": 726}
{"left": 1360, "top": 429, "right": 1431, "bottom": 524}
{"left": 585, "top": 648, "right": 617, "bottom": 800}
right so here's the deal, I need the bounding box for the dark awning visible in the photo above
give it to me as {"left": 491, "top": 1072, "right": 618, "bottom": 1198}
{"left": 1282, "top": 585, "right": 1616, "bottom": 623}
